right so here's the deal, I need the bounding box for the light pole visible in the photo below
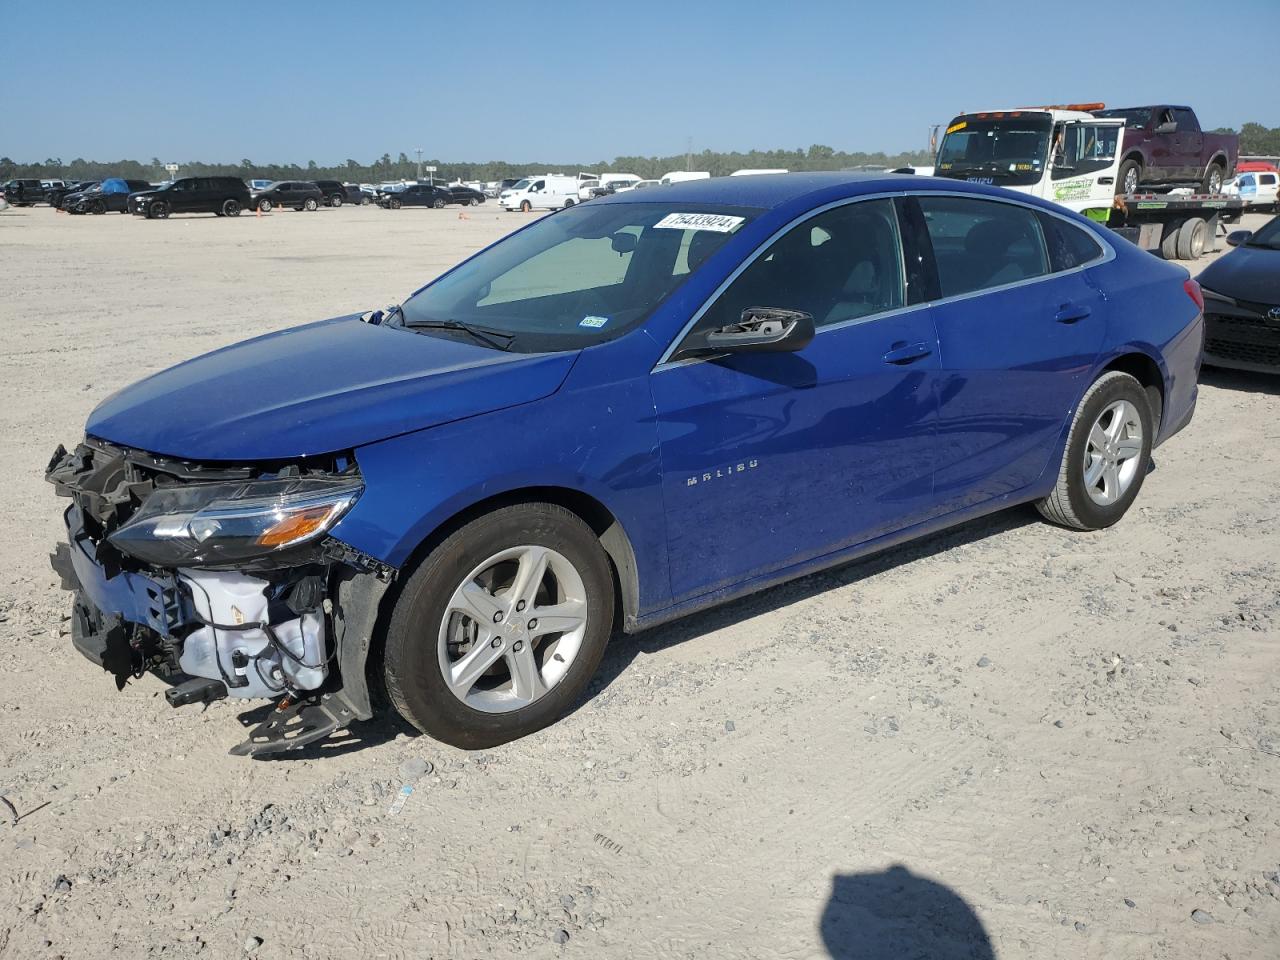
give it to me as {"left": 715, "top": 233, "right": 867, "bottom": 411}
{"left": 415, "top": 148, "right": 423, "bottom": 182}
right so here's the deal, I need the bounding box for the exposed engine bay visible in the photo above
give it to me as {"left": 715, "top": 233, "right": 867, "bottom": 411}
{"left": 46, "top": 438, "right": 395, "bottom": 756}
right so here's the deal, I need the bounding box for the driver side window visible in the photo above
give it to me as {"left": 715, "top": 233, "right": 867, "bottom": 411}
{"left": 681, "top": 198, "right": 904, "bottom": 350}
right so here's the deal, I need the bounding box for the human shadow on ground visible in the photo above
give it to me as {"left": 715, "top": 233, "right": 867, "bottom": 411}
{"left": 820, "top": 864, "right": 994, "bottom": 959}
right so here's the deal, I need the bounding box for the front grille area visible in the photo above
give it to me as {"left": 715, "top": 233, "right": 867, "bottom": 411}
{"left": 1205, "top": 311, "right": 1280, "bottom": 370}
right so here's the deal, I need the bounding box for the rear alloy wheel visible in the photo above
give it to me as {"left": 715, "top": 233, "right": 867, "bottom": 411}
{"left": 258, "top": 198, "right": 273, "bottom": 213}
{"left": 383, "top": 503, "right": 614, "bottom": 749}
{"left": 222, "top": 198, "right": 242, "bottom": 217}
{"left": 149, "top": 201, "right": 169, "bottom": 220}
{"left": 1202, "top": 164, "right": 1225, "bottom": 195}
{"left": 1036, "top": 371, "right": 1152, "bottom": 530}
{"left": 304, "top": 197, "right": 318, "bottom": 211}
{"left": 91, "top": 199, "right": 107, "bottom": 215}
{"left": 330, "top": 195, "right": 342, "bottom": 208}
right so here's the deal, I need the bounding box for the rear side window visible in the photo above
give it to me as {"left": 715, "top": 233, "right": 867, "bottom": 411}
{"left": 1037, "top": 212, "right": 1105, "bottom": 271}
{"left": 916, "top": 195, "right": 1048, "bottom": 297}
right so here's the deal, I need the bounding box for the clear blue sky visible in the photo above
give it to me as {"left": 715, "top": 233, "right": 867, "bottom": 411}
{"left": 3, "top": 0, "right": 1276, "bottom": 164}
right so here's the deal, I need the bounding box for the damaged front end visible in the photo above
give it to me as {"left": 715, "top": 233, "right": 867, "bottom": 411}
{"left": 46, "top": 438, "right": 395, "bottom": 756}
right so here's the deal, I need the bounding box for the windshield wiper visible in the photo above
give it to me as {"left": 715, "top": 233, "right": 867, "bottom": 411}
{"left": 404, "top": 317, "right": 515, "bottom": 351}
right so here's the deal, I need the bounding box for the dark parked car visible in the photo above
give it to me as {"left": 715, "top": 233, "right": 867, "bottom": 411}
{"left": 312, "top": 180, "right": 363, "bottom": 207}
{"left": 48, "top": 182, "right": 99, "bottom": 209}
{"left": 1197, "top": 216, "right": 1280, "bottom": 373}
{"left": 2, "top": 179, "right": 48, "bottom": 206}
{"left": 130, "top": 177, "right": 252, "bottom": 219}
{"left": 1094, "top": 105, "right": 1238, "bottom": 195}
{"left": 252, "top": 180, "right": 323, "bottom": 213}
{"left": 67, "top": 179, "right": 153, "bottom": 215}
{"left": 46, "top": 174, "right": 1202, "bottom": 754}
{"left": 377, "top": 183, "right": 453, "bottom": 209}
{"left": 448, "top": 186, "right": 486, "bottom": 206}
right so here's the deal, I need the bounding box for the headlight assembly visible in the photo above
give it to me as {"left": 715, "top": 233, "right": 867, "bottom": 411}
{"left": 108, "top": 475, "right": 362, "bottom": 567}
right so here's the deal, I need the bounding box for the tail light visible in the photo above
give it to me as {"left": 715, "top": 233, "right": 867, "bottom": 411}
{"left": 1183, "top": 279, "right": 1204, "bottom": 312}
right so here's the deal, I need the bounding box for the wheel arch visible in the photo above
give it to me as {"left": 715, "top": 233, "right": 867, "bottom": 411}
{"left": 1201, "top": 153, "right": 1229, "bottom": 179}
{"left": 1100, "top": 350, "right": 1165, "bottom": 433}
{"left": 336, "top": 484, "right": 642, "bottom": 720}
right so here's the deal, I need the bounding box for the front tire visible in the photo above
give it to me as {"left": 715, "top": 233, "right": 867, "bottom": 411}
{"left": 383, "top": 503, "right": 614, "bottom": 749}
{"left": 304, "top": 197, "right": 318, "bottom": 211}
{"left": 1117, "top": 158, "right": 1142, "bottom": 196}
{"left": 258, "top": 198, "right": 273, "bottom": 213}
{"left": 91, "top": 199, "right": 106, "bottom": 215}
{"left": 1036, "top": 371, "right": 1153, "bottom": 531}
{"left": 149, "top": 200, "right": 169, "bottom": 219}
{"left": 330, "top": 195, "right": 342, "bottom": 208}
{"left": 389, "top": 198, "right": 401, "bottom": 209}
{"left": 432, "top": 198, "right": 447, "bottom": 209}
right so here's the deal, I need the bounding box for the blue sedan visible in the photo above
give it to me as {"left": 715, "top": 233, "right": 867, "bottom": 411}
{"left": 47, "top": 173, "right": 1204, "bottom": 754}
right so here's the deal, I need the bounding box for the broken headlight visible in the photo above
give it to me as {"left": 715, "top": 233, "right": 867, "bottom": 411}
{"left": 107, "top": 476, "right": 362, "bottom": 568}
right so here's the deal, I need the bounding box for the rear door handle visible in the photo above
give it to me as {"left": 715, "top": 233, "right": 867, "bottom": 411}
{"left": 882, "top": 341, "right": 933, "bottom": 365}
{"left": 1055, "top": 303, "right": 1092, "bottom": 324}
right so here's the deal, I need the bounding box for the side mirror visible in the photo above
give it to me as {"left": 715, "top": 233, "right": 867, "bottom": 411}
{"left": 1225, "top": 230, "right": 1252, "bottom": 247}
{"left": 1154, "top": 121, "right": 1178, "bottom": 134}
{"left": 705, "top": 307, "right": 815, "bottom": 354}
{"left": 610, "top": 232, "right": 637, "bottom": 255}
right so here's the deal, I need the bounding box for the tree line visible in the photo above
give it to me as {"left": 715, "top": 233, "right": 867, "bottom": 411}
{"left": 0, "top": 143, "right": 934, "bottom": 185}
{"left": 5, "top": 123, "right": 1276, "bottom": 185}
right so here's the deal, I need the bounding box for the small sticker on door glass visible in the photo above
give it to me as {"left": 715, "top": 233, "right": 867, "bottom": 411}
{"left": 654, "top": 213, "right": 745, "bottom": 233}
{"left": 579, "top": 315, "right": 609, "bottom": 328}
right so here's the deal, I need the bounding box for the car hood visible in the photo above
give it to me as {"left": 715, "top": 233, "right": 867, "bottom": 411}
{"left": 86, "top": 315, "right": 579, "bottom": 461}
{"left": 1198, "top": 246, "right": 1280, "bottom": 305}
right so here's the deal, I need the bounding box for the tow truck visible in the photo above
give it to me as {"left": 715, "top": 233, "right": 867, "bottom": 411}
{"left": 930, "top": 103, "right": 1243, "bottom": 261}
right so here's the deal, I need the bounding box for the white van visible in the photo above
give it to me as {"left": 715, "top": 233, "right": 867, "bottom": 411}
{"left": 1224, "top": 170, "right": 1279, "bottom": 210}
{"left": 659, "top": 171, "right": 711, "bottom": 185}
{"left": 500, "top": 175, "right": 580, "bottom": 211}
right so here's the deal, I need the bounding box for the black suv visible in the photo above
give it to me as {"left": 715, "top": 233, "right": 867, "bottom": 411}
{"left": 312, "top": 180, "right": 363, "bottom": 207}
{"left": 2, "top": 179, "right": 48, "bottom": 206}
{"left": 130, "top": 177, "right": 252, "bottom": 219}
{"left": 377, "top": 183, "right": 453, "bottom": 209}
{"left": 252, "top": 181, "right": 323, "bottom": 212}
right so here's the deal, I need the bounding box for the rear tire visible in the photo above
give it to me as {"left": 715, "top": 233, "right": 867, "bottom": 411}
{"left": 1201, "top": 163, "right": 1225, "bottom": 195}
{"left": 383, "top": 503, "right": 614, "bottom": 749}
{"left": 222, "top": 198, "right": 241, "bottom": 217}
{"left": 330, "top": 195, "right": 342, "bottom": 208}
{"left": 1160, "top": 221, "right": 1182, "bottom": 260}
{"left": 1177, "top": 217, "right": 1207, "bottom": 260}
{"left": 1036, "top": 371, "right": 1153, "bottom": 531}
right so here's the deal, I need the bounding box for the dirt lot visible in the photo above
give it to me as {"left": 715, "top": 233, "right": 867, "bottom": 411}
{"left": 1, "top": 201, "right": 1277, "bottom": 960}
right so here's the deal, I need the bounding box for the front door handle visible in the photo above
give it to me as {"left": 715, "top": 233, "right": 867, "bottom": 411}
{"left": 1055, "top": 303, "right": 1092, "bottom": 324}
{"left": 882, "top": 341, "right": 933, "bottom": 365}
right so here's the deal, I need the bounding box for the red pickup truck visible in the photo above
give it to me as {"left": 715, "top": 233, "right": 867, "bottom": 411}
{"left": 1093, "top": 105, "right": 1238, "bottom": 195}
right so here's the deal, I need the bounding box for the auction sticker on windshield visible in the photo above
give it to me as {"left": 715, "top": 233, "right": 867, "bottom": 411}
{"left": 654, "top": 213, "right": 745, "bottom": 233}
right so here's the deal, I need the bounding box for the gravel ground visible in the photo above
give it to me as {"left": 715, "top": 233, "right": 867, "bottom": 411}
{"left": 1, "top": 202, "right": 1277, "bottom": 960}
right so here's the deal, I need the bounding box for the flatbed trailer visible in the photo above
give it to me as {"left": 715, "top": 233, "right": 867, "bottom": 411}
{"left": 1106, "top": 192, "right": 1245, "bottom": 260}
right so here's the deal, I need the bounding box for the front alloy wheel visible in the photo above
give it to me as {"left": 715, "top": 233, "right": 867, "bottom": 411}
{"left": 383, "top": 502, "right": 614, "bottom": 748}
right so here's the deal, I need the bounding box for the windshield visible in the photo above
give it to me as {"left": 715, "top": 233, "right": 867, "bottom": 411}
{"left": 1245, "top": 217, "right": 1280, "bottom": 250}
{"left": 510, "top": 179, "right": 532, "bottom": 190}
{"left": 399, "top": 202, "right": 759, "bottom": 351}
{"left": 1095, "top": 108, "right": 1151, "bottom": 129}
{"left": 936, "top": 115, "right": 1053, "bottom": 187}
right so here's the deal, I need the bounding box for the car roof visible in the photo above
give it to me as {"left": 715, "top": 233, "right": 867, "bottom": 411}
{"left": 598, "top": 171, "right": 1029, "bottom": 212}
